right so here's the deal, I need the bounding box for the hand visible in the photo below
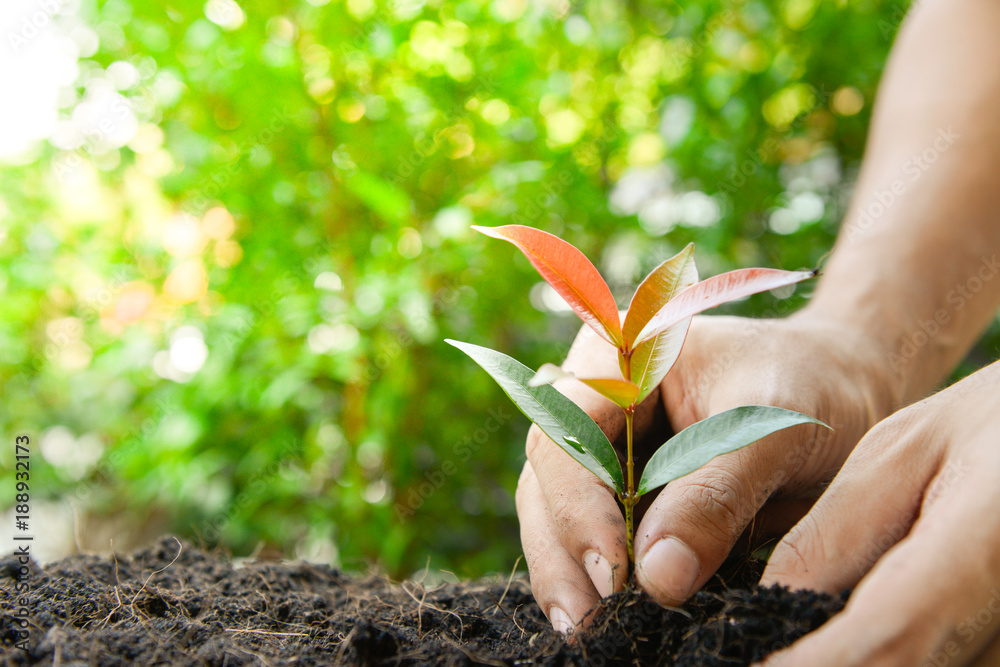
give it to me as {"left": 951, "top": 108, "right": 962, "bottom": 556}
{"left": 515, "top": 312, "right": 898, "bottom": 633}
{"left": 758, "top": 360, "right": 1000, "bottom": 666}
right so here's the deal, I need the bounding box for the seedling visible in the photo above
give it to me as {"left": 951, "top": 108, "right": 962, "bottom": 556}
{"left": 446, "top": 225, "right": 829, "bottom": 563}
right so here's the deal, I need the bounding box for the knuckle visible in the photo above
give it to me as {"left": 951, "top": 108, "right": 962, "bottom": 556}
{"left": 863, "top": 417, "right": 907, "bottom": 450}
{"left": 849, "top": 410, "right": 921, "bottom": 470}
{"left": 524, "top": 424, "right": 550, "bottom": 464}
{"left": 547, "top": 484, "right": 584, "bottom": 535}
{"left": 864, "top": 401, "right": 925, "bottom": 446}
{"left": 547, "top": 475, "right": 613, "bottom": 538}
{"left": 681, "top": 474, "right": 750, "bottom": 542}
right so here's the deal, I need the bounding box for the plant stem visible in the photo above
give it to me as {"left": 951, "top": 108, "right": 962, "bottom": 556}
{"left": 624, "top": 407, "right": 635, "bottom": 563}
{"left": 620, "top": 349, "right": 637, "bottom": 564}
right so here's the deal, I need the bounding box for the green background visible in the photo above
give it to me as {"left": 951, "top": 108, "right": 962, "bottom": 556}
{"left": 3, "top": 0, "right": 995, "bottom": 576}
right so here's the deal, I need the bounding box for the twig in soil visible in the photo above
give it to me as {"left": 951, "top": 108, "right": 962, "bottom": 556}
{"left": 482, "top": 590, "right": 526, "bottom": 640}
{"left": 401, "top": 581, "right": 465, "bottom": 638}
{"left": 372, "top": 593, "right": 404, "bottom": 619}
{"left": 129, "top": 537, "right": 183, "bottom": 606}
{"left": 99, "top": 544, "right": 126, "bottom": 628}
{"left": 511, "top": 603, "right": 526, "bottom": 636}
{"left": 99, "top": 537, "right": 183, "bottom": 629}
{"left": 332, "top": 626, "right": 358, "bottom": 666}
{"left": 223, "top": 628, "right": 310, "bottom": 637}
{"left": 99, "top": 587, "right": 125, "bottom": 628}
{"left": 69, "top": 500, "right": 83, "bottom": 557}
{"left": 481, "top": 563, "right": 528, "bottom": 639}
{"left": 225, "top": 644, "right": 278, "bottom": 667}
{"left": 414, "top": 556, "right": 433, "bottom": 586}
{"left": 493, "top": 556, "right": 523, "bottom": 613}
{"left": 440, "top": 634, "right": 506, "bottom": 666}
{"left": 251, "top": 568, "right": 274, "bottom": 593}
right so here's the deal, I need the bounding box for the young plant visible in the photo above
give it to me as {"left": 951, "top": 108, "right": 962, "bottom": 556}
{"left": 446, "top": 225, "right": 829, "bottom": 563}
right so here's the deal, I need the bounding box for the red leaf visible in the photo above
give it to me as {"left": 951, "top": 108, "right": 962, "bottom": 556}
{"left": 634, "top": 268, "right": 815, "bottom": 347}
{"left": 474, "top": 225, "right": 624, "bottom": 347}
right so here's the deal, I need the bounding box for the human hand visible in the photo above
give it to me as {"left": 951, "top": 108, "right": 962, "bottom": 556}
{"left": 516, "top": 312, "right": 898, "bottom": 634}
{"left": 758, "top": 359, "right": 1000, "bottom": 666}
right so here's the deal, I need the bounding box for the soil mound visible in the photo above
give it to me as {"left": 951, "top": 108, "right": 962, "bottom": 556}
{"left": 0, "top": 536, "right": 844, "bottom": 665}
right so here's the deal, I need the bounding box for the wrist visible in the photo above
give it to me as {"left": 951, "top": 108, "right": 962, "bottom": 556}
{"left": 786, "top": 307, "right": 907, "bottom": 417}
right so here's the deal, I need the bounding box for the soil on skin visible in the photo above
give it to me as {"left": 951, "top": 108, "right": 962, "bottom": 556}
{"left": 0, "top": 536, "right": 846, "bottom": 666}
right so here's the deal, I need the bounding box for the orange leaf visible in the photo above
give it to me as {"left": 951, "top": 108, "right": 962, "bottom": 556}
{"left": 529, "top": 363, "right": 640, "bottom": 409}
{"left": 474, "top": 225, "right": 623, "bottom": 347}
{"left": 622, "top": 243, "right": 698, "bottom": 348}
{"left": 634, "top": 268, "right": 815, "bottom": 347}
{"left": 619, "top": 245, "right": 698, "bottom": 401}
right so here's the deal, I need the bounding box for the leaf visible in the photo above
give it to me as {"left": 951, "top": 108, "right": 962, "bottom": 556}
{"left": 529, "top": 363, "right": 640, "bottom": 409}
{"left": 472, "top": 225, "right": 624, "bottom": 348}
{"left": 637, "top": 406, "right": 830, "bottom": 495}
{"left": 446, "top": 340, "right": 624, "bottom": 492}
{"left": 622, "top": 244, "right": 697, "bottom": 346}
{"left": 344, "top": 170, "right": 412, "bottom": 225}
{"left": 620, "top": 244, "right": 698, "bottom": 402}
{"left": 633, "top": 268, "right": 815, "bottom": 347}
{"left": 626, "top": 318, "right": 692, "bottom": 404}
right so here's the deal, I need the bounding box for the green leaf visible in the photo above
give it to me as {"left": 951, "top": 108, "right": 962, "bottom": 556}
{"left": 345, "top": 170, "right": 412, "bottom": 225}
{"left": 446, "top": 339, "right": 624, "bottom": 493}
{"left": 637, "top": 406, "right": 830, "bottom": 495}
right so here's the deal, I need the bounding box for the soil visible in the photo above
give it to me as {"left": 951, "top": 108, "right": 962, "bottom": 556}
{"left": 0, "top": 536, "right": 846, "bottom": 666}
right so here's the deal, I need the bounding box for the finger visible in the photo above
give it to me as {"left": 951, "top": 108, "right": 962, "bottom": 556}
{"left": 515, "top": 461, "right": 602, "bottom": 634}
{"left": 526, "top": 324, "right": 655, "bottom": 602}
{"left": 525, "top": 425, "right": 629, "bottom": 600}
{"left": 761, "top": 408, "right": 941, "bottom": 593}
{"left": 760, "top": 448, "right": 1000, "bottom": 666}
{"left": 632, "top": 415, "right": 831, "bottom": 606}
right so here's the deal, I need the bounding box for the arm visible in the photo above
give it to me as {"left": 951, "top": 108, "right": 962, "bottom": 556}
{"left": 801, "top": 0, "right": 1000, "bottom": 404}
{"left": 759, "top": 0, "right": 1000, "bottom": 663}
{"left": 516, "top": 0, "right": 1000, "bottom": 635}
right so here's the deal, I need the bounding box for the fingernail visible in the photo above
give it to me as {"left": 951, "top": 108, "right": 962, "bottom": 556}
{"left": 638, "top": 537, "right": 701, "bottom": 604}
{"left": 549, "top": 606, "right": 573, "bottom": 636}
{"left": 583, "top": 550, "right": 614, "bottom": 598}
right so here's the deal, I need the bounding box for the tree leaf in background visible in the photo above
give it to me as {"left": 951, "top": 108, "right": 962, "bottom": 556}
{"left": 637, "top": 406, "right": 830, "bottom": 495}
{"left": 528, "top": 363, "right": 640, "bottom": 409}
{"left": 621, "top": 244, "right": 698, "bottom": 402}
{"left": 634, "top": 268, "right": 816, "bottom": 347}
{"left": 472, "top": 225, "right": 624, "bottom": 348}
{"left": 446, "top": 340, "right": 624, "bottom": 493}
{"left": 345, "top": 170, "right": 413, "bottom": 226}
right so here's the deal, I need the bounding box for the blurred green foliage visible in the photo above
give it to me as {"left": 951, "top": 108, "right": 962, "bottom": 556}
{"left": 3, "top": 0, "right": 996, "bottom": 575}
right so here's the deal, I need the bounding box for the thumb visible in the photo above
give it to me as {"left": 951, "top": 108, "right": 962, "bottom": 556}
{"left": 634, "top": 424, "right": 819, "bottom": 606}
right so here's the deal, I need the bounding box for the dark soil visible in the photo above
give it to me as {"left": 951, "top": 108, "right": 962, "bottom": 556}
{"left": 0, "top": 536, "right": 846, "bottom": 666}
